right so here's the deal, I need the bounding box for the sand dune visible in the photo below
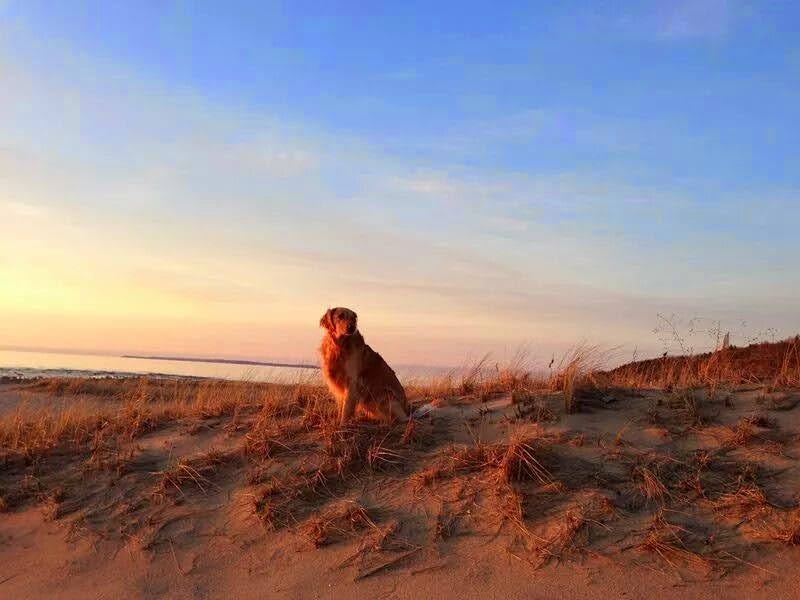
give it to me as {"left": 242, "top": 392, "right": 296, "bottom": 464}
{"left": 2, "top": 353, "right": 800, "bottom": 598}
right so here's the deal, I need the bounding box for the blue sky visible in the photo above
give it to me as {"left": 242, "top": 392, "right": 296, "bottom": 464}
{"left": 1, "top": 1, "right": 799, "bottom": 366}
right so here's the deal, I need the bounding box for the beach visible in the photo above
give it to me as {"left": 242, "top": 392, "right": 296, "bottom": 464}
{"left": 2, "top": 343, "right": 800, "bottom": 599}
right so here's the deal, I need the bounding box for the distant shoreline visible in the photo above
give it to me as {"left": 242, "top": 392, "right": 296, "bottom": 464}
{"left": 121, "top": 354, "right": 320, "bottom": 370}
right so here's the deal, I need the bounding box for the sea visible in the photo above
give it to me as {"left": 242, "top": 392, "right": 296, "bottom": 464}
{"left": 0, "top": 349, "right": 448, "bottom": 384}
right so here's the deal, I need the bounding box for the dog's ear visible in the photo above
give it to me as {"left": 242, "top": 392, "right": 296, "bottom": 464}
{"left": 319, "top": 308, "right": 334, "bottom": 331}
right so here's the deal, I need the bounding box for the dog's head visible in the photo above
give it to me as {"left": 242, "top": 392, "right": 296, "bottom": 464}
{"left": 320, "top": 307, "right": 358, "bottom": 340}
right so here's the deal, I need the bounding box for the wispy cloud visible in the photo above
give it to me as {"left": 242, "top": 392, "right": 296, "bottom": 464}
{"left": 392, "top": 171, "right": 463, "bottom": 199}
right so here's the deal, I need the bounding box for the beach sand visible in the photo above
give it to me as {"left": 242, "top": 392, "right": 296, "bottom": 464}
{"left": 1, "top": 375, "right": 800, "bottom": 599}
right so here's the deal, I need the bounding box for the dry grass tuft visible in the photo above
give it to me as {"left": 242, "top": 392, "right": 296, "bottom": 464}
{"left": 407, "top": 348, "right": 539, "bottom": 404}
{"left": 411, "top": 465, "right": 448, "bottom": 491}
{"left": 244, "top": 403, "right": 307, "bottom": 457}
{"left": 667, "top": 389, "right": 708, "bottom": 428}
{"left": 154, "top": 448, "right": 239, "bottom": 500}
{"left": 0, "top": 407, "right": 110, "bottom": 459}
{"left": 712, "top": 484, "right": 769, "bottom": 521}
{"left": 84, "top": 434, "right": 136, "bottom": 476}
{"left": 771, "top": 512, "right": 800, "bottom": 545}
{"left": 720, "top": 416, "right": 785, "bottom": 455}
{"left": 634, "top": 465, "right": 669, "bottom": 504}
{"left": 155, "top": 461, "right": 218, "bottom": 499}
{"left": 433, "top": 502, "right": 471, "bottom": 542}
{"left": 339, "top": 519, "right": 423, "bottom": 581}
{"left": 746, "top": 507, "right": 800, "bottom": 546}
{"left": 250, "top": 420, "right": 416, "bottom": 530}
{"left": 538, "top": 507, "right": 589, "bottom": 561}
{"left": 499, "top": 439, "right": 553, "bottom": 485}
{"left": 321, "top": 423, "right": 382, "bottom": 476}
{"left": 367, "top": 434, "right": 406, "bottom": 471}
{"left": 40, "top": 487, "right": 66, "bottom": 521}
{"left": 299, "top": 500, "right": 376, "bottom": 548}
{"left": 617, "top": 446, "right": 776, "bottom": 514}
{"left": 531, "top": 494, "right": 616, "bottom": 566}
{"left": 491, "top": 485, "right": 529, "bottom": 537}
{"left": 294, "top": 385, "right": 337, "bottom": 427}
{"left": 743, "top": 413, "right": 776, "bottom": 429}
{"left": 449, "top": 443, "right": 505, "bottom": 474}
{"left": 638, "top": 511, "right": 714, "bottom": 574}
{"left": 511, "top": 395, "right": 556, "bottom": 423}
{"left": 252, "top": 468, "right": 332, "bottom": 530}
{"left": 568, "top": 433, "right": 585, "bottom": 447}
{"left": 774, "top": 336, "right": 800, "bottom": 388}
{"left": 724, "top": 419, "right": 756, "bottom": 448}
{"left": 548, "top": 344, "right": 613, "bottom": 413}
{"left": 412, "top": 436, "right": 555, "bottom": 497}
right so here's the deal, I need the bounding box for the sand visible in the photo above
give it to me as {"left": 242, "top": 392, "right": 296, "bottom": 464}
{"left": 2, "top": 379, "right": 800, "bottom": 599}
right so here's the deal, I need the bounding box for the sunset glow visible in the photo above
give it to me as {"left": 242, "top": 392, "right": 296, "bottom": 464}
{"left": 2, "top": 2, "right": 799, "bottom": 367}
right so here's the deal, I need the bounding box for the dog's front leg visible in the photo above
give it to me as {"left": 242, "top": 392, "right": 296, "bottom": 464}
{"left": 341, "top": 388, "right": 358, "bottom": 424}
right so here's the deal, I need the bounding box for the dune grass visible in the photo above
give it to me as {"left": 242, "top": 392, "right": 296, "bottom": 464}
{"left": 0, "top": 377, "right": 316, "bottom": 459}
{"left": 1, "top": 337, "right": 800, "bottom": 578}
{"left": 601, "top": 336, "right": 800, "bottom": 390}
{"left": 5, "top": 337, "right": 798, "bottom": 462}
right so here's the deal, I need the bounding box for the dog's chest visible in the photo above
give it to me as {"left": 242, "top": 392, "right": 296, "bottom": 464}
{"left": 320, "top": 338, "right": 360, "bottom": 395}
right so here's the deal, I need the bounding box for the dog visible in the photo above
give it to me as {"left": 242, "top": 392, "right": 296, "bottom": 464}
{"left": 318, "top": 307, "right": 409, "bottom": 424}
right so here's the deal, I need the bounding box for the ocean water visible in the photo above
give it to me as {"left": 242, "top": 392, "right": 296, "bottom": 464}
{"left": 0, "top": 349, "right": 322, "bottom": 383}
{"left": 0, "top": 349, "right": 448, "bottom": 384}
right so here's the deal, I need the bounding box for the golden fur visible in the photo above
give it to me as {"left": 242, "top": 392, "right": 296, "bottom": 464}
{"left": 318, "top": 307, "right": 409, "bottom": 424}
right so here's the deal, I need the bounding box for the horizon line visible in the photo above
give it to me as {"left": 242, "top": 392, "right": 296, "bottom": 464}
{"left": 121, "top": 353, "right": 319, "bottom": 370}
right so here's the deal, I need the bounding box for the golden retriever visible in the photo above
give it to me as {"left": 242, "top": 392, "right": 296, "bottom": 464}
{"left": 319, "top": 307, "right": 409, "bottom": 424}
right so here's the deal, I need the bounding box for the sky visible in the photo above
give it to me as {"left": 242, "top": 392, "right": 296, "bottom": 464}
{"left": 1, "top": 1, "right": 799, "bottom": 367}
